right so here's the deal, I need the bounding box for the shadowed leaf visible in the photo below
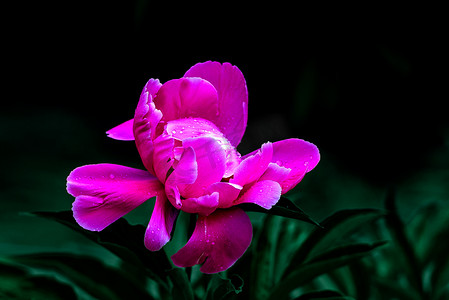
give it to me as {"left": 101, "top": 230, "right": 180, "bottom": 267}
{"left": 283, "top": 209, "right": 384, "bottom": 278}
{"left": 0, "top": 259, "right": 77, "bottom": 300}
{"left": 10, "top": 253, "right": 153, "bottom": 300}
{"left": 30, "top": 210, "right": 172, "bottom": 288}
{"left": 269, "top": 241, "right": 385, "bottom": 300}
{"left": 240, "top": 196, "right": 321, "bottom": 227}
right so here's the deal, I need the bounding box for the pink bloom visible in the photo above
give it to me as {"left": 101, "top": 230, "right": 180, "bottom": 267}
{"left": 67, "top": 61, "right": 320, "bottom": 273}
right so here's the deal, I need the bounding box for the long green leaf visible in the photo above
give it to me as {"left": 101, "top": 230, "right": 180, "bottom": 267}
{"left": 0, "top": 259, "right": 77, "bottom": 300}
{"left": 10, "top": 253, "right": 153, "bottom": 300}
{"left": 250, "top": 215, "right": 283, "bottom": 300}
{"left": 268, "top": 241, "right": 385, "bottom": 300}
{"left": 240, "top": 197, "right": 321, "bottom": 227}
{"left": 384, "top": 189, "right": 424, "bottom": 297}
{"left": 282, "top": 209, "right": 384, "bottom": 278}
{"left": 294, "top": 289, "right": 354, "bottom": 300}
{"left": 168, "top": 268, "right": 194, "bottom": 300}
{"left": 30, "top": 211, "right": 172, "bottom": 287}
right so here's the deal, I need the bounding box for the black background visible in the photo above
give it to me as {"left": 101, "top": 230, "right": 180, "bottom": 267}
{"left": 3, "top": 2, "right": 448, "bottom": 218}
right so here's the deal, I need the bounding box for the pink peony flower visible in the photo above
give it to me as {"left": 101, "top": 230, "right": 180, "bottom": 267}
{"left": 66, "top": 61, "right": 320, "bottom": 273}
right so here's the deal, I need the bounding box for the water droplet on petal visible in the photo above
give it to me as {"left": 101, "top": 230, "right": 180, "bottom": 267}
{"left": 109, "top": 174, "right": 115, "bottom": 179}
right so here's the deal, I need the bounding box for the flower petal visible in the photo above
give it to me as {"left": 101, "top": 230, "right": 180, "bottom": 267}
{"left": 165, "top": 146, "right": 198, "bottom": 209}
{"left": 134, "top": 79, "right": 163, "bottom": 174}
{"left": 230, "top": 142, "right": 273, "bottom": 186}
{"left": 180, "top": 136, "right": 226, "bottom": 198}
{"left": 106, "top": 119, "right": 134, "bottom": 141}
{"left": 145, "top": 193, "right": 179, "bottom": 251}
{"left": 184, "top": 61, "right": 248, "bottom": 147}
{"left": 152, "top": 134, "right": 176, "bottom": 183}
{"left": 271, "top": 139, "right": 320, "bottom": 193}
{"left": 171, "top": 207, "right": 252, "bottom": 274}
{"left": 154, "top": 77, "right": 219, "bottom": 124}
{"left": 67, "top": 164, "right": 164, "bottom": 231}
{"left": 106, "top": 78, "right": 162, "bottom": 143}
{"left": 180, "top": 192, "right": 219, "bottom": 216}
{"left": 234, "top": 180, "right": 282, "bottom": 209}
{"left": 166, "top": 118, "right": 240, "bottom": 177}
{"left": 207, "top": 182, "right": 242, "bottom": 208}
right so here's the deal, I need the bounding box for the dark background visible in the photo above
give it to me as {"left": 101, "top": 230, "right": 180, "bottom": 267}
{"left": 2, "top": 2, "right": 448, "bottom": 254}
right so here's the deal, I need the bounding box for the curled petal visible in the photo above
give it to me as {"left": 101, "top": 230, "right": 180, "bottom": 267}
{"left": 231, "top": 142, "right": 273, "bottom": 186}
{"left": 271, "top": 139, "right": 320, "bottom": 193}
{"left": 134, "top": 79, "right": 163, "bottom": 174}
{"left": 107, "top": 78, "right": 161, "bottom": 143}
{"left": 165, "top": 147, "right": 198, "bottom": 208}
{"left": 184, "top": 61, "right": 248, "bottom": 147}
{"left": 234, "top": 180, "right": 282, "bottom": 209}
{"left": 154, "top": 78, "right": 219, "bottom": 124}
{"left": 180, "top": 192, "right": 219, "bottom": 216}
{"left": 180, "top": 136, "right": 226, "bottom": 198}
{"left": 145, "top": 193, "right": 179, "bottom": 251}
{"left": 207, "top": 182, "right": 243, "bottom": 209}
{"left": 171, "top": 207, "right": 252, "bottom": 274}
{"left": 106, "top": 119, "right": 134, "bottom": 141}
{"left": 67, "top": 164, "right": 163, "bottom": 231}
{"left": 166, "top": 118, "right": 240, "bottom": 177}
{"left": 152, "top": 134, "right": 176, "bottom": 183}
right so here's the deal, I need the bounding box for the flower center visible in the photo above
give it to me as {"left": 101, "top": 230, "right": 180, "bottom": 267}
{"left": 165, "top": 117, "right": 241, "bottom": 178}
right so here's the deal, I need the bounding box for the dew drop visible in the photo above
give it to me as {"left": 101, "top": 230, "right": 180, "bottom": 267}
{"left": 109, "top": 174, "right": 115, "bottom": 179}
{"left": 172, "top": 130, "right": 177, "bottom": 134}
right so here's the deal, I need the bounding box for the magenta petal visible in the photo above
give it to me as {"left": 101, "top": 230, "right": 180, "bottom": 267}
{"left": 184, "top": 61, "right": 248, "bottom": 147}
{"left": 207, "top": 182, "right": 242, "bottom": 209}
{"left": 235, "top": 180, "right": 282, "bottom": 209}
{"left": 67, "top": 164, "right": 164, "bottom": 231}
{"left": 171, "top": 207, "right": 252, "bottom": 274}
{"left": 145, "top": 193, "right": 179, "bottom": 251}
{"left": 231, "top": 142, "right": 273, "bottom": 186}
{"left": 271, "top": 139, "right": 320, "bottom": 193}
{"left": 134, "top": 79, "right": 163, "bottom": 174}
{"left": 154, "top": 78, "right": 219, "bottom": 124}
{"left": 165, "top": 147, "right": 198, "bottom": 208}
{"left": 166, "top": 118, "right": 240, "bottom": 177}
{"left": 180, "top": 192, "right": 219, "bottom": 216}
{"left": 181, "top": 136, "right": 226, "bottom": 198}
{"left": 106, "top": 119, "right": 135, "bottom": 141}
{"left": 259, "top": 162, "right": 292, "bottom": 183}
{"left": 152, "top": 134, "right": 176, "bottom": 183}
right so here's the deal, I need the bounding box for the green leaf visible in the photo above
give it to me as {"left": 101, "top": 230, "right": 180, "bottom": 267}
{"left": 205, "top": 274, "right": 243, "bottom": 300}
{"left": 9, "top": 253, "right": 153, "bottom": 300}
{"left": 307, "top": 241, "right": 387, "bottom": 264}
{"left": 371, "top": 277, "right": 421, "bottom": 300}
{"left": 268, "top": 241, "right": 385, "bottom": 300}
{"left": 168, "top": 268, "right": 194, "bottom": 300}
{"left": 384, "top": 189, "right": 424, "bottom": 297}
{"left": 282, "top": 209, "right": 384, "bottom": 278}
{"left": 0, "top": 259, "right": 77, "bottom": 300}
{"left": 250, "top": 215, "right": 283, "bottom": 300}
{"left": 30, "top": 211, "right": 172, "bottom": 288}
{"left": 294, "top": 289, "right": 354, "bottom": 300}
{"left": 239, "top": 196, "right": 321, "bottom": 227}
